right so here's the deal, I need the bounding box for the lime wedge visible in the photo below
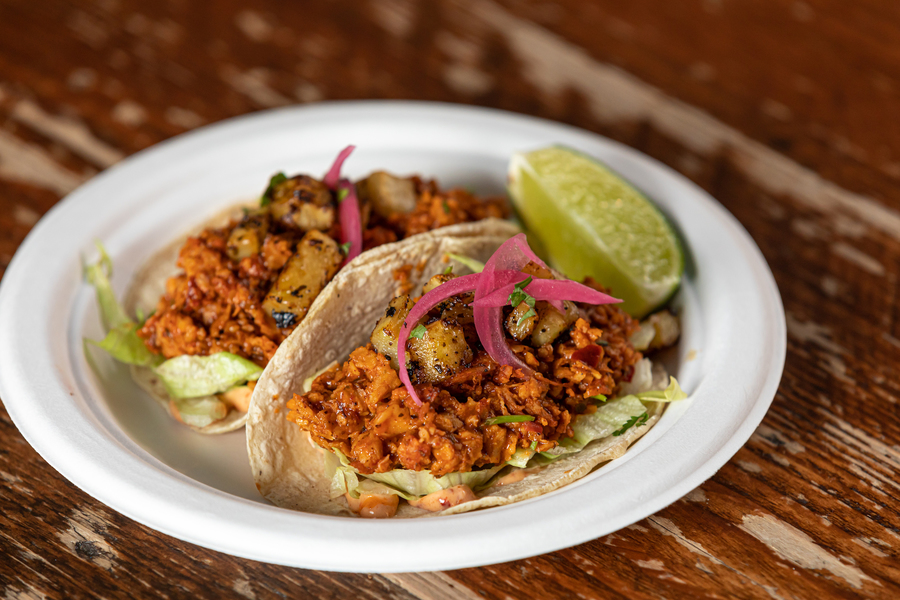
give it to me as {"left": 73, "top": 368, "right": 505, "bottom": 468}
{"left": 508, "top": 146, "right": 683, "bottom": 318}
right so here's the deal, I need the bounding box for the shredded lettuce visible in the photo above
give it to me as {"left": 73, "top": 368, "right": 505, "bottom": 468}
{"left": 154, "top": 353, "right": 263, "bottom": 399}
{"left": 569, "top": 394, "right": 648, "bottom": 449}
{"left": 506, "top": 447, "right": 536, "bottom": 468}
{"left": 325, "top": 450, "right": 505, "bottom": 500}
{"left": 84, "top": 242, "right": 130, "bottom": 330}
{"left": 87, "top": 322, "right": 160, "bottom": 367}
{"left": 445, "top": 253, "right": 485, "bottom": 273}
{"left": 635, "top": 377, "right": 687, "bottom": 403}
{"left": 84, "top": 243, "right": 159, "bottom": 367}
{"left": 170, "top": 395, "right": 228, "bottom": 428}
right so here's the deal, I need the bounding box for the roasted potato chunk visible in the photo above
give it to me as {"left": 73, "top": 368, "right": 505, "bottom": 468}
{"left": 505, "top": 301, "right": 537, "bottom": 341}
{"left": 226, "top": 210, "right": 270, "bottom": 261}
{"left": 520, "top": 260, "right": 554, "bottom": 280}
{"left": 423, "top": 273, "right": 454, "bottom": 294}
{"left": 370, "top": 295, "right": 414, "bottom": 369}
{"left": 358, "top": 171, "right": 417, "bottom": 217}
{"left": 407, "top": 319, "right": 472, "bottom": 383}
{"left": 262, "top": 230, "right": 342, "bottom": 328}
{"left": 530, "top": 300, "right": 580, "bottom": 347}
{"left": 269, "top": 175, "right": 336, "bottom": 232}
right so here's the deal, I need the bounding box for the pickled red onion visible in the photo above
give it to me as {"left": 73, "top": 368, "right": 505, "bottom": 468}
{"left": 397, "top": 273, "right": 482, "bottom": 406}
{"left": 395, "top": 234, "right": 623, "bottom": 406}
{"left": 472, "top": 279, "right": 621, "bottom": 308}
{"left": 323, "top": 145, "right": 355, "bottom": 190}
{"left": 473, "top": 234, "right": 536, "bottom": 374}
{"left": 337, "top": 179, "right": 363, "bottom": 263}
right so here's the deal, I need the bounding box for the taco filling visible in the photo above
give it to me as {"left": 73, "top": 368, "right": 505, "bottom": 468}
{"left": 85, "top": 146, "right": 509, "bottom": 431}
{"left": 283, "top": 234, "right": 684, "bottom": 517}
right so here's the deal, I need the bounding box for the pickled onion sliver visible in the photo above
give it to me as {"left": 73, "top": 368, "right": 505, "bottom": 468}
{"left": 337, "top": 179, "right": 363, "bottom": 263}
{"left": 323, "top": 145, "right": 355, "bottom": 190}
{"left": 472, "top": 279, "right": 621, "bottom": 308}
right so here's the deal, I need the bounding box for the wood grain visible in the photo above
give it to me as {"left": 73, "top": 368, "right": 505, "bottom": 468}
{"left": 0, "top": 0, "right": 898, "bottom": 598}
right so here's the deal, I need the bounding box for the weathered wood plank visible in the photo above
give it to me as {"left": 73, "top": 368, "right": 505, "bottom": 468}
{"left": 0, "top": 0, "right": 898, "bottom": 598}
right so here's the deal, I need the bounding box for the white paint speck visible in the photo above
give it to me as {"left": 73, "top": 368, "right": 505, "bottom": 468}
{"left": 164, "top": 106, "right": 204, "bottom": 129}
{"left": 635, "top": 559, "right": 665, "bottom": 571}
{"left": 112, "top": 99, "right": 147, "bottom": 127}
{"left": 737, "top": 460, "right": 762, "bottom": 473}
{"left": 761, "top": 98, "right": 793, "bottom": 121}
{"left": 444, "top": 63, "right": 494, "bottom": 96}
{"left": 294, "top": 81, "right": 324, "bottom": 104}
{"left": 67, "top": 67, "right": 98, "bottom": 91}
{"left": 368, "top": 0, "right": 417, "bottom": 39}
{"left": 13, "top": 204, "right": 39, "bottom": 227}
{"left": 832, "top": 242, "right": 885, "bottom": 276}
{"left": 235, "top": 10, "right": 273, "bottom": 43}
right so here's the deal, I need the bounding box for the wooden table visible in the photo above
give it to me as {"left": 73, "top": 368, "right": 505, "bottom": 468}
{"left": 1, "top": 1, "right": 897, "bottom": 598}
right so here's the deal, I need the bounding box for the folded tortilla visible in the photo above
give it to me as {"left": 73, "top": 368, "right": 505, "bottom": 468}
{"left": 246, "top": 226, "right": 664, "bottom": 517}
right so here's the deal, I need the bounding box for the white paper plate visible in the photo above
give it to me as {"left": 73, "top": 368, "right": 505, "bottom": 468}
{"left": 0, "top": 102, "right": 785, "bottom": 572}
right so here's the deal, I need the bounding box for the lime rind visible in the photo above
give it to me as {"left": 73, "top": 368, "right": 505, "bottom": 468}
{"left": 508, "top": 146, "right": 684, "bottom": 317}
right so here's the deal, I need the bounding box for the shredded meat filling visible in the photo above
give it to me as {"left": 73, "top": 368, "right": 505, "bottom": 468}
{"left": 287, "top": 300, "right": 642, "bottom": 477}
{"left": 138, "top": 176, "right": 508, "bottom": 367}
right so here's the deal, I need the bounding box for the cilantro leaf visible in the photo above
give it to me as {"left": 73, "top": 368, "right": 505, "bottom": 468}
{"left": 443, "top": 265, "right": 453, "bottom": 275}
{"left": 339, "top": 242, "right": 351, "bottom": 255}
{"left": 529, "top": 439, "right": 538, "bottom": 451}
{"left": 516, "top": 307, "right": 537, "bottom": 326}
{"left": 484, "top": 415, "right": 535, "bottom": 426}
{"left": 508, "top": 276, "right": 535, "bottom": 309}
{"left": 409, "top": 324, "right": 427, "bottom": 339}
{"left": 442, "top": 199, "right": 451, "bottom": 214}
{"left": 261, "top": 172, "right": 287, "bottom": 206}
{"left": 612, "top": 411, "right": 649, "bottom": 436}
{"left": 337, "top": 187, "right": 349, "bottom": 202}
{"left": 590, "top": 393, "right": 607, "bottom": 403}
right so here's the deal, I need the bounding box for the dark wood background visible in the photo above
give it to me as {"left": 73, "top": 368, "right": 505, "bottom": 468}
{"left": 1, "top": 1, "right": 898, "bottom": 598}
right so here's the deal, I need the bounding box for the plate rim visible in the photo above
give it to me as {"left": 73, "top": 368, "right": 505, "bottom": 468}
{"left": 0, "top": 100, "right": 785, "bottom": 572}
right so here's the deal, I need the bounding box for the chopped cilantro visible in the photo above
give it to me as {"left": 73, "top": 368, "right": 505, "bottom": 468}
{"left": 484, "top": 415, "right": 535, "bottom": 427}
{"left": 590, "top": 393, "right": 607, "bottom": 403}
{"left": 409, "top": 324, "right": 427, "bottom": 339}
{"left": 508, "top": 276, "right": 535, "bottom": 309}
{"left": 516, "top": 307, "right": 537, "bottom": 326}
{"left": 261, "top": 172, "right": 287, "bottom": 206}
{"left": 337, "top": 187, "right": 349, "bottom": 202}
{"left": 339, "top": 242, "right": 351, "bottom": 255}
{"left": 612, "top": 412, "right": 649, "bottom": 436}
{"left": 443, "top": 265, "right": 453, "bottom": 275}
{"left": 596, "top": 339, "right": 609, "bottom": 347}
{"left": 529, "top": 440, "right": 538, "bottom": 451}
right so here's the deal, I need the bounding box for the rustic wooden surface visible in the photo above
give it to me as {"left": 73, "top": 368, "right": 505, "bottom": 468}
{"left": 1, "top": 0, "right": 898, "bottom": 598}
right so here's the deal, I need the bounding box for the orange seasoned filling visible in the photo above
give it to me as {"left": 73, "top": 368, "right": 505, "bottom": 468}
{"left": 287, "top": 299, "right": 641, "bottom": 477}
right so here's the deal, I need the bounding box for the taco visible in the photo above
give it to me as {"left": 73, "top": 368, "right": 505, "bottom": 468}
{"left": 84, "top": 146, "right": 516, "bottom": 433}
{"left": 247, "top": 234, "right": 685, "bottom": 517}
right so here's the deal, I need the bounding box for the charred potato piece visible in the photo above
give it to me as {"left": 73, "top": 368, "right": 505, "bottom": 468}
{"left": 520, "top": 260, "right": 554, "bottom": 280}
{"left": 359, "top": 171, "right": 417, "bottom": 218}
{"left": 505, "top": 301, "right": 537, "bottom": 341}
{"left": 262, "top": 230, "right": 343, "bottom": 329}
{"left": 530, "top": 300, "right": 580, "bottom": 347}
{"left": 407, "top": 319, "right": 472, "bottom": 383}
{"left": 226, "top": 210, "right": 270, "bottom": 261}
{"left": 370, "top": 295, "right": 414, "bottom": 369}
{"left": 423, "top": 273, "right": 454, "bottom": 294}
{"left": 269, "top": 175, "right": 336, "bottom": 232}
